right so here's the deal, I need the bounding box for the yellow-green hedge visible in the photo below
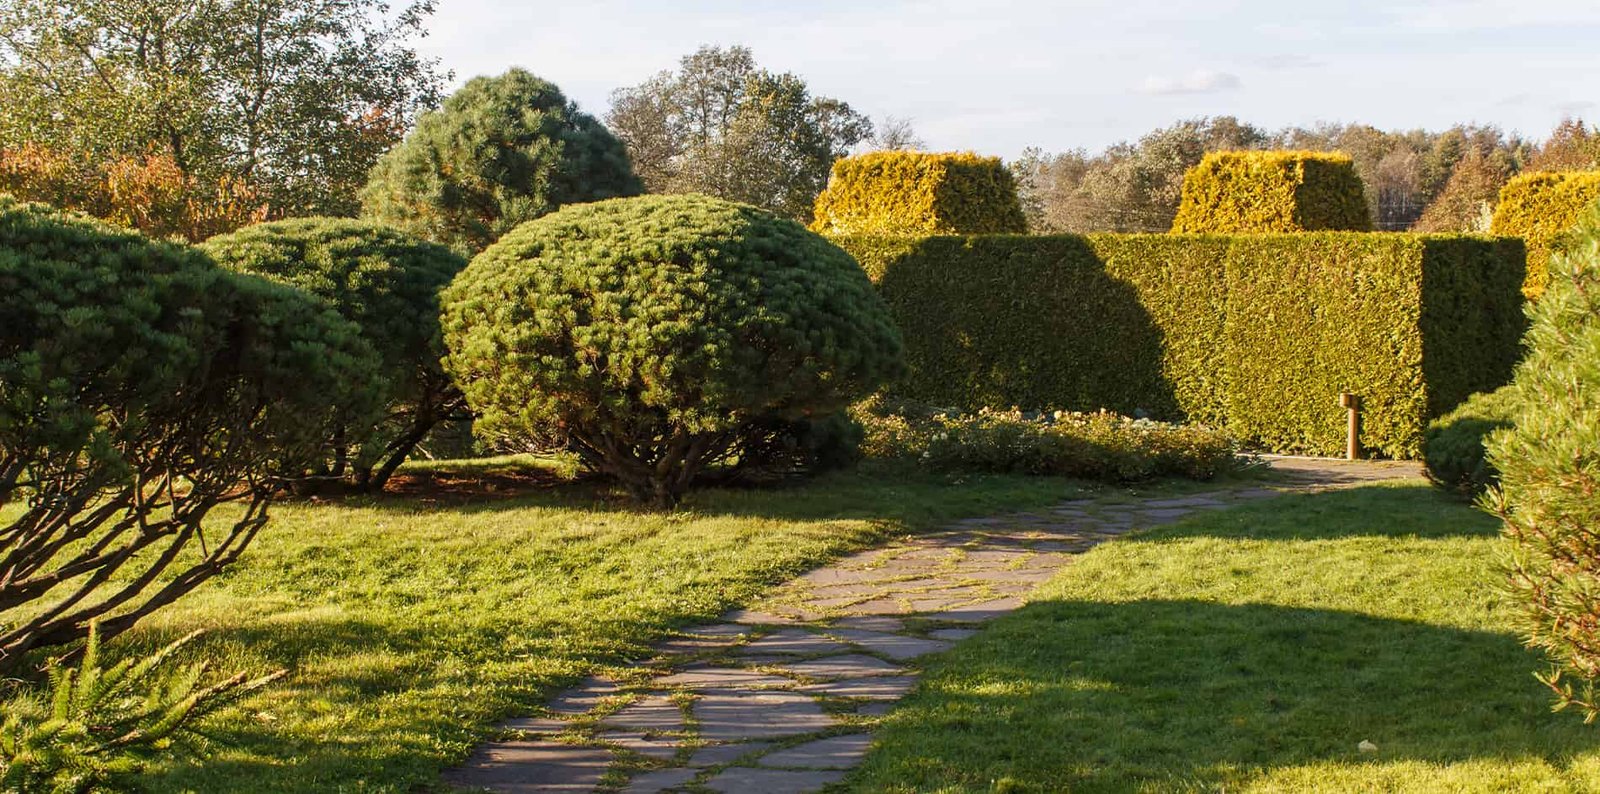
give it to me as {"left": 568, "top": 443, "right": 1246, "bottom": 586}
{"left": 1170, "top": 151, "right": 1371, "bottom": 233}
{"left": 812, "top": 151, "right": 1027, "bottom": 235}
{"left": 1489, "top": 170, "right": 1600, "bottom": 298}
{"left": 839, "top": 233, "right": 1524, "bottom": 458}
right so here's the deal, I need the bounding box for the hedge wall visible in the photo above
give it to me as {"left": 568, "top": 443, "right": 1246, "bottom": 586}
{"left": 839, "top": 233, "right": 1524, "bottom": 458}
{"left": 812, "top": 151, "right": 1027, "bottom": 236}
{"left": 1489, "top": 170, "right": 1600, "bottom": 298}
{"left": 1170, "top": 151, "right": 1372, "bottom": 233}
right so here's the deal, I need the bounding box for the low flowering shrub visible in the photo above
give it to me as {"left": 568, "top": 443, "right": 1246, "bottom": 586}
{"left": 858, "top": 403, "right": 1244, "bottom": 482}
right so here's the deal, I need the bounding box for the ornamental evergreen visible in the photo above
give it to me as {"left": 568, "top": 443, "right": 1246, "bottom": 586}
{"left": 0, "top": 197, "right": 380, "bottom": 671}
{"left": 360, "top": 69, "right": 642, "bottom": 256}
{"left": 441, "top": 194, "right": 904, "bottom": 506}
{"left": 1486, "top": 208, "right": 1600, "bottom": 720}
{"left": 202, "top": 218, "right": 468, "bottom": 490}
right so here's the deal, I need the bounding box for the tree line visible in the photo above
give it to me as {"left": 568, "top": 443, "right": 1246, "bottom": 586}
{"left": 1, "top": 1, "right": 1597, "bottom": 240}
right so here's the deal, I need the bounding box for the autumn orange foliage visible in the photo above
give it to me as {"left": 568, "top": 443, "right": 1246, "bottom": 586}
{"left": 0, "top": 144, "right": 266, "bottom": 240}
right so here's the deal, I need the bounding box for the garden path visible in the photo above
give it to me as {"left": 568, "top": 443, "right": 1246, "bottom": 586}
{"left": 445, "top": 457, "right": 1420, "bottom": 793}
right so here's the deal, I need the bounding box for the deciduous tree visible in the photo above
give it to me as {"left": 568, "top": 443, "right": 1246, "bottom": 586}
{"left": 607, "top": 46, "right": 872, "bottom": 222}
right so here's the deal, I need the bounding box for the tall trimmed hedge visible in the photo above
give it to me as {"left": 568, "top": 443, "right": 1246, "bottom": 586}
{"left": 1171, "top": 151, "right": 1371, "bottom": 233}
{"left": 1489, "top": 170, "right": 1600, "bottom": 298}
{"left": 840, "top": 232, "right": 1524, "bottom": 457}
{"left": 811, "top": 151, "right": 1027, "bottom": 236}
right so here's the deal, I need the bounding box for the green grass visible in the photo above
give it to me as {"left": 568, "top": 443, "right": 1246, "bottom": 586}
{"left": 848, "top": 481, "right": 1600, "bottom": 793}
{"left": 66, "top": 463, "right": 1096, "bottom": 791}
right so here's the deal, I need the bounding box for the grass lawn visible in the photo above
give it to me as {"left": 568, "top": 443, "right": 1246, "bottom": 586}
{"left": 85, "top": 462, "right": 1095, "bottom": 792}
{"left": 848, "top": 481, "right": 1600, "bottom": 793}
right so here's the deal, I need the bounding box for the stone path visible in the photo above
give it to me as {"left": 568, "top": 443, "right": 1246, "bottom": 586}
{"left": 444, "top": 457, "right": 1419, "bottom": 793}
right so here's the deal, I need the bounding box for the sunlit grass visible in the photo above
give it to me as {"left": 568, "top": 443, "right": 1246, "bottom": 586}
{"left": 49, "top": 462, "right": 1097, "bottom": 791}
{"left": 848, "top": 481, "right": 1600, "bottom": 793}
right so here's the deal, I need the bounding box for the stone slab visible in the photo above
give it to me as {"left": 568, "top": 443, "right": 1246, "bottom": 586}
{"left": 780, "top": 654, "right": 905, "bottom": 680}
{"left": 704, "top": 767, "right": 846, "bottom": 794}
{"left": 601, "top": 695, "right": 683, "bottom": 732}
{"left": 602, "top": 730, "right": 679, "bottom": 759}
{"left": 442, "top": 742, "right": 611, "bottom": 793}
{"left": 928, "top": 628, "right": 978, "bottom": 641}
{"left": 546, "top": 677, "right": 619, "bottom": 715}
{"left": 824, "top": 628, "right": 951, "bottom": 660}
{"left": 501, "top": 715, "right": 570, "bottom": 735}
{"left": 657, "top": 666, "right": 793, "bottom": 689}
{"left": 829, "top": 615, "right": 906, "bottom": 633}
{"left": 757, "top": 733, "right": 873, "bottom": 769}
{"left": 741, "top": 629, "right": 855, "bottom": 657}
{"left": 688, "top": 741, "right": 772, "bottom": 768}
{"left": 797, "top": 675, "right": 916, "bottom": 700}
{"left": 693, "top": 691, "right": 836, "bottom": 741}
{"left": 623, "top": 766, "right": 698, "bottom": 794}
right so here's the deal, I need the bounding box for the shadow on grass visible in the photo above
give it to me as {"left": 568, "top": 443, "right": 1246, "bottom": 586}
{"left": 864, "top": 598, "right": 1593, "bottom": 792}
{"left": 1147, "top": 481, "right": 1502, "bottom": 543}
{"left": 344, "top": 461, "right": 1098, "bottom": 525}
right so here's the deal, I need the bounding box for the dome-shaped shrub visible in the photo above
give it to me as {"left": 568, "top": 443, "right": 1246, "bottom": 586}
{"left": 360, "top": 69, "right": 642, "bottom": 256}
{"left": 202, "top": 218, "right": 468, "bottom": 491}
{"left": 0, "top": 196, "right": 379, "bottom": 669}
{"left": 441, "top": 194, "right": 905, "bottom": 506}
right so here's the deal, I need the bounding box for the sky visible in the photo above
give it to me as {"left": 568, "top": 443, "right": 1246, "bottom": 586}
{"left": 415, "top": 0, "right": 1600, "bottom": 158}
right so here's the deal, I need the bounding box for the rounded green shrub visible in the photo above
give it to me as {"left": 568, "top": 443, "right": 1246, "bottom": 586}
{"left": 0, "top": 196, "right": 380, "bottom": 670}
{"left": 360, "top": 68, "right": 643, "bottom": 257}
{"left": 1171, "top": 151, "right": 1371, "bottom": 233}
{"left": 441, "top": 194, "right": 905, "bottom": 506}
{"left": 201, "top": 218, "right": 468, "bottom": 491}
{"left": 1423, "top": 385, "right": 1517, "bottom": 497}
{"left": 1486, "top": 207, "right": 1600, "bottom": 719}
{"left": 1489, "top": 170, "right": 1600, "bottom": 298}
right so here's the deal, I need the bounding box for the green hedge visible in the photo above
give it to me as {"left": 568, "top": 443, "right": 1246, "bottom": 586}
{"left": 1489, "top": 170, "right": 1600, "bottom": 298}
{"left": 1171, "top": 151, "right": 1371, "bottom": 233}
{"left": 812, "top": 151, "right": 1027, "bottom": 235}
{"left": 839, "top": 233, "right": 1524, "bottom": 457}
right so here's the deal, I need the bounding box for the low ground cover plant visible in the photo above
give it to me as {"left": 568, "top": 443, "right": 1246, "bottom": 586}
{"left": 1422, "top": 386, "right": 1517, "bottom": 497}
{"left": 0, "top": 626, "right": 283, "bottom": 791}
{"left": 441, "top": 193, "right": 904, "bottom": 507}
{"left": 858, "top": 402, "right": 1243, "bottom": 481}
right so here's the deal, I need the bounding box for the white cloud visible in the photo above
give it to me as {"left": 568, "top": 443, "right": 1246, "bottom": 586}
{"left": 1138, "top": 70, "right": 1243, "bottom": 96}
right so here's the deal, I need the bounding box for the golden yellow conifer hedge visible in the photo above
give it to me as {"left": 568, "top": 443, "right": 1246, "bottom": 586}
{"left": 1171, "top": 151, "right": 1371, "bottom": 233}
{"left": 1489, "top": 170, "right": 1600, "bottom": 298}
{"left": 811, "top": 151, "right": 1026, "bottom": 235}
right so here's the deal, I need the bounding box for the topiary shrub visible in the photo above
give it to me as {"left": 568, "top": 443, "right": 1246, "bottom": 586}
{"left": 0, "top": 197, "right": 380, "bottom": 673}
{"left": 360, "top": 68, "right": 643, "bottom": 257}
{"left": 441, "top": 194, "right": 905, "bottom": 507}
{"left": 1423, "top": 385, "right": 1518, "bottom": 497}
{"left": 1170, "top": 151, "right": 1371, "bottom": 233}
{"left": 1489, "top": 170, "right": 1600, "bottom": 298}
{"left": 201, "top": 218, "right": 468, "bottom": 491}
{"left": 1486, "top": 208, "right": 1600, "bottom": 720}
{"left": 811, "top": 151, "right": 1027, "bottom": 235}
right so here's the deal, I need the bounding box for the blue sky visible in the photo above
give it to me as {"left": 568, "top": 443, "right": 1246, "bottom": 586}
{"left": 416, "top": 0, "right": 1600, "bottom": 157}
